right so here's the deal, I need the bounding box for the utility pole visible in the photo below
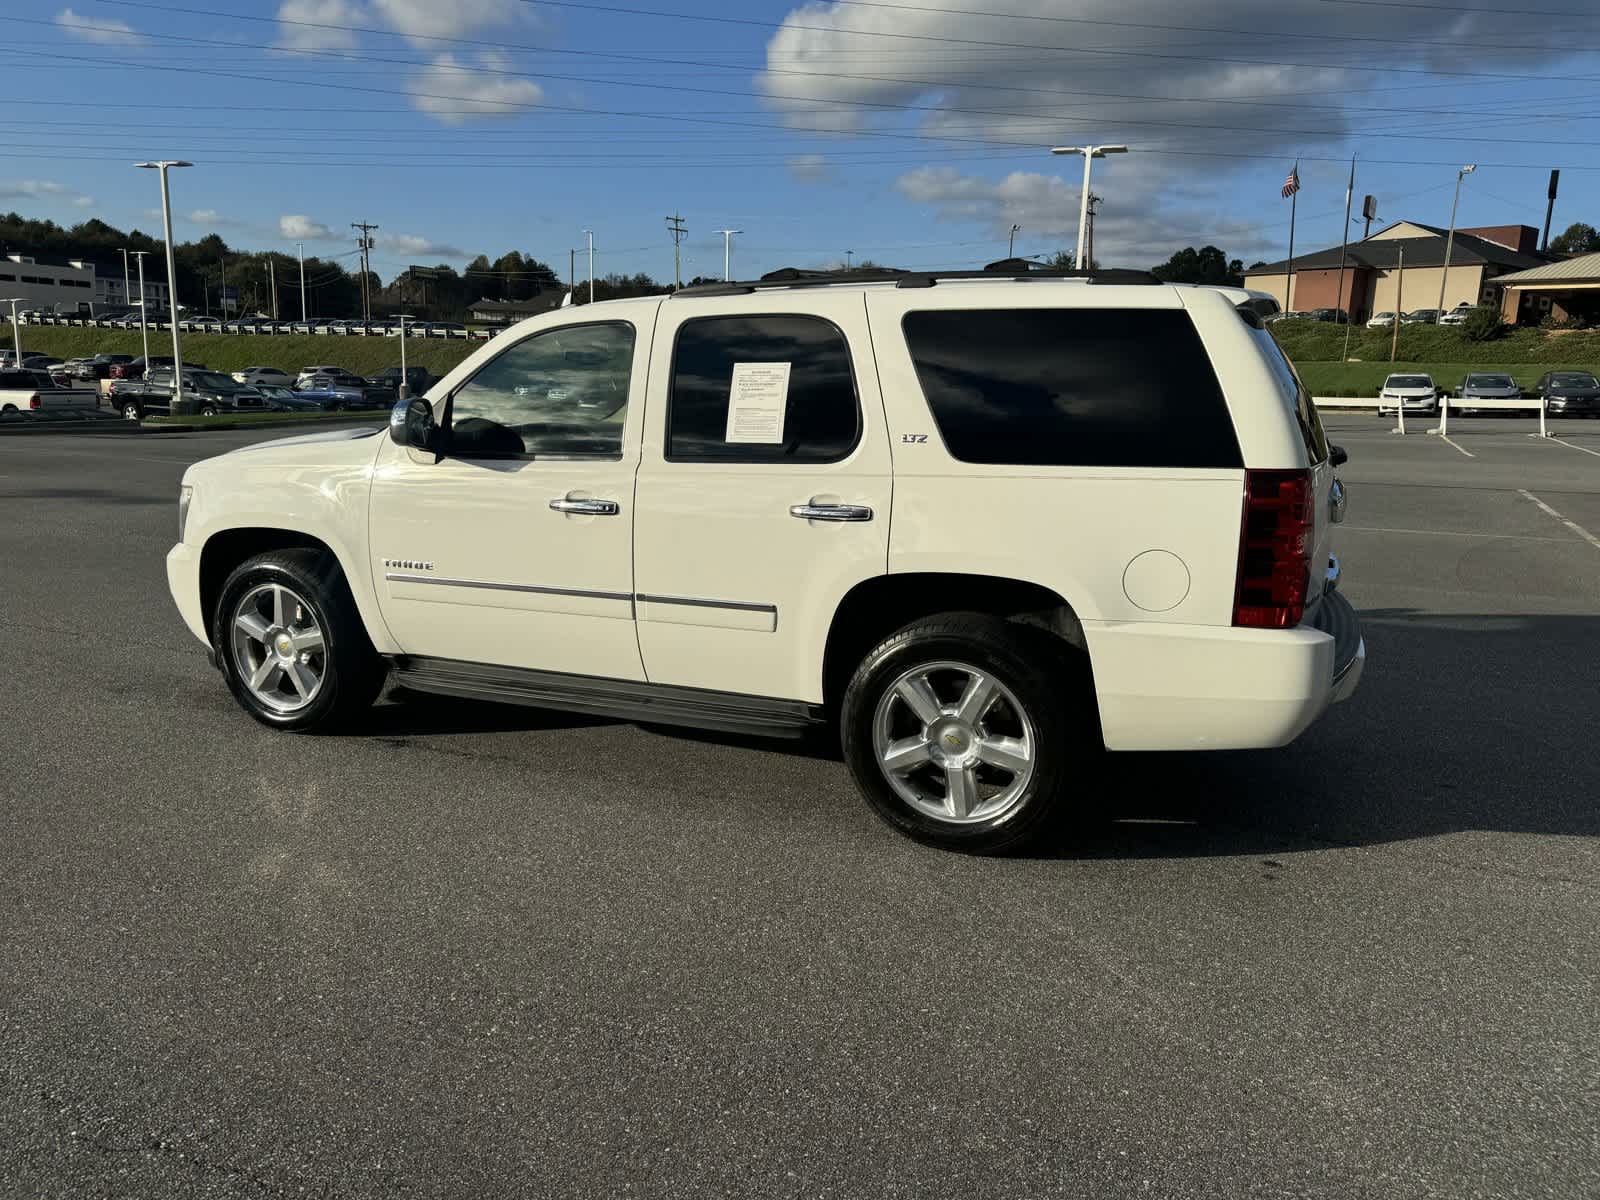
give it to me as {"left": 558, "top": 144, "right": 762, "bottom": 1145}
{"left": 584, "top": 229, "right": 595, "bottom": 304}
{"left": 666, "top": 213, "right": 687, "bottom": 289}
{"left": 1435, "top": 165, "right": 1475, "bottom": 323}
{"left": 219, "top": 254, "right": 227, "bottom": 317}
{"left": 1391, "top": 245, "right": 1404, "bottom": 363}
{"left": 845, "top": 249, "right": 854, "bottom": 272}
{"left": 716, "top": 229, "right": 742, "bottom": 281}
{"left": 297, "top": 242, "right": 306, "bottom": 321}
{"left": 120, "top": 248, "right": 131, "bottom": 314}
{"left": 569, "top": 248, "right": 575, "bottom": 300}
{"left": 1084, "top": 195, "right": 1101, "bottom": 270}
{"left": 269, "top": 256, "right": 278, "bottom": 321}
{"left": 352, "top": 221, "right": 379, "bottom": 320}
{"left": 1008, "top": 224, "right": 1020, "bottom": 259}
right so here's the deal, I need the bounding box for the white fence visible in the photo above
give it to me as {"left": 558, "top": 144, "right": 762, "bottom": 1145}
{"left": 1438, "top": 395, "right": 1550, "bottom": 438}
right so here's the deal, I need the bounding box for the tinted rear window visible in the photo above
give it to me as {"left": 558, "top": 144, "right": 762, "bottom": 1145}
{"left": 901, "top": 308, "right": 1242, "bottom": 468}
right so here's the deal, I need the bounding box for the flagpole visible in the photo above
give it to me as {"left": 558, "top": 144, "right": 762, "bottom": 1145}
{"left": 1285, "top": 161, "right": 1299, "bottom": 312}
{"left": 1338, "top": 155, "right": 1356, "bottom": 361}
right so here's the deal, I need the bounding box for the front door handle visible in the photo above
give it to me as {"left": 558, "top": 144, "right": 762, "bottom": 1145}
{"left": 549, "top": 497, "right": 620, "bottom": 516}
{"left": 790, "top": 502, "right": 873, "bottom": 522}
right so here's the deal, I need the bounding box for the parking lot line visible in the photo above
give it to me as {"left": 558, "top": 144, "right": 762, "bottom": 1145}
{"left": 1546, "top": 437, "right": 1600, "bottom": 460}
{"left": 1518, "top": 489, "right": 1600, "bottom": 552}
{"left": 1432, "top": 432, "right": 1475, "bottom": 458}
{"left": 1340, "top": 525, "right": 1577, "bottom": 544}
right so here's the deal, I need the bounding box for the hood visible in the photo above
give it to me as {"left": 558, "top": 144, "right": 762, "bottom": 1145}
{"left": 221, "top": 425, "right": 384, "bottom": 455}
{"left": 1382, "top": 386, "right": 1436, "bottom": 396}
{"left": 1549, "top": 386, "right": 1600, "bottom": 397}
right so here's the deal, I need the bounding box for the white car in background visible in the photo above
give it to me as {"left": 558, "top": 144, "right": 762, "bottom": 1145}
{"left": 1366, "top": 311, "right": 1396, "bottom": 328}
{"left": 232, "top": 366, "right": 296, "bottom": 389}
{"left": 1438, "top": 304, "right": 1475, "bottom": 326}
{"left": 1378, "top": 373, "right": 1440, "bottom": 416}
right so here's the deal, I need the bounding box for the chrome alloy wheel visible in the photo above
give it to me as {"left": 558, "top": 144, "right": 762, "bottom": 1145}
{"left": 871, "top": 660, "right": 1037, "bottom": 825}
{"left": 229, "top": 582, "right": 327, "bottom": 714}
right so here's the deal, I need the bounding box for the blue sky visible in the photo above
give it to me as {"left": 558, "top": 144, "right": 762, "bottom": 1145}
{"left": 3, "top": 0, "right": 1599, "bottom": 284}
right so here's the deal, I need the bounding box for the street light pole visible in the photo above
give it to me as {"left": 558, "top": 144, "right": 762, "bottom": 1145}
{"left": 1, "top": 298, "right": 23, "bottom": 369}
{"left": 1435, "top": 163, "right": 1476, "bottom": 323}
{"left": 120, "top": 248, "right": 131, "bottom": 315}
{"left": 396, "top": 312, "right": 412, "bottom": 400}
{"left": 132, "top": 250, "right": 151, "bottom": 364}
{"left": 297, "top": 241, "right": 307, "bottom": 321}
{"left": 135, "top": 160, "right": 193, "bottom": 412}
{"left": 1050, "top": 144, "right": 1128, "bottom": 269}
{"left": 1009, "top": 224, "right": 1021, "bottom": 258}
{"left": 583, "top": 229, "right": 595, "bottom": 304}
{"left": 716, "top": 229, "right": 742, "bottom": 281}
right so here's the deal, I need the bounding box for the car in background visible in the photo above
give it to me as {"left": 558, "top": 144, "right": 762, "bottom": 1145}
{"left": 20, "top": 354, "right": 64, "bottom": 373}
{"left": 0, "top": 369, "right": 100, "bottom": 415}
{"left": 1438, "top": 304, "right": 1476, "bottom": 326}
{"left": 69, "top": 353, "right": 136, "bottom": 381}
{"left": 1305, "top": 308, "right": 1348, "bottom": 324}
{"left": 180, "top": 315, "right": 225, "bottom": 333}
{"left": 109, "top": 367, "right": 268, "bottom": 419}
{"left": 1453, "top": 373, "right": 1522, "bottom": 414}
{"left": 295, "top": 365, "right": 364, "bottom": 389}
{"left": 1536, "top": 371, "right": 1600, "bottom": 417}
{"left": 289, "top": 318, "right": 326, "bottom": 334}
{"left": 426, "top": 322, "right": 469, "bottom": 339}
{"left": 366, "top": 365, "right": 432, "bottom": 396}
{"left": 1366, "top": 311, "right": 1396, "bottom": 328}
{"left": 1378, "top": 373, "right": 1440, "bottom": 416}
{"left": 252, "top": 384, "right": 332, "bottom": 412}
{"left": 232, "top": 366, "right": 295, "bottom": 389}
{"left": 1400, "top": 309, "right": 1439, "bottom": 325}
{"left": 292, "top": 375, "right": 396, "bottom": 411}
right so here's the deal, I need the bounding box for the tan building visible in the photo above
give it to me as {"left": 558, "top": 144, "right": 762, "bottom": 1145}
{"left": 1492, "top": 251, "right": 1600, "bottom": 326}
{"left": 1243, "top": 222, "right": 1546, "bottom": 322}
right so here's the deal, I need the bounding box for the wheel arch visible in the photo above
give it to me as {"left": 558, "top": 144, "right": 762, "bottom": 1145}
{"left": 199, "top": 527, "right": 388, "bottom": 650}
{"left": 821, "top": 572, "right": 1095, "bottom": 710}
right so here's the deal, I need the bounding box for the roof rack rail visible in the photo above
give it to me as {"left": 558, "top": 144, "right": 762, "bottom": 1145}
{"left": 673, "top": 264, "right": 1162, "bottom": 297}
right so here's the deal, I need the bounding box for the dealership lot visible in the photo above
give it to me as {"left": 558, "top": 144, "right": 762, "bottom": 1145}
{"left": 2, "top": 418, "right": 1597, "bottom": 1197}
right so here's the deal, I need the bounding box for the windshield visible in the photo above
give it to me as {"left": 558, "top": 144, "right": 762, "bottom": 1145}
{"left": 1387, "top": 376, "right": 1433, "bottom": 388}
{"left": 1551, "top": 374, "right": 1599, "bottom": 388}
{"left": 1466, "top": 375, "right": 1515, "bottom": 388}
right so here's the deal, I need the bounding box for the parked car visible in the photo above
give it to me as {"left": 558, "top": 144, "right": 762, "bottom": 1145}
{"left": 1366, "top": 311, "right": 1396, "bottom": 328}
{"left": 1378, "top": 373, "right": 1440, "bottom": 416}
{"left": 1438, "top": 304, "right": 1476, "bottom": 326}
{"left": 295, "top": 365, "right": 363, "bottom": 388}
{"left": 366, "top": 365, "right": 432, "bottom": 396}
{"left": 427, "top": 322, "right": 469, "bottom": 339}
{"left": 70, "top": 353, "right": 136, "bottom": 381}
{"left": 0, "top": 368, "right": 100, "bottom": 415}
{"left": 165, "top": 275, "right": 1364, "bottom": 854}
{"left": 109, "top": 367, "right": 268, "bottom": 419}
{"left": 1400, "top": 309, "right": 1439, "bottom": 325}
{"left": 1536, "top": 371, "right": 1600, "bottom": 417}
{"left": 233, "top": 366, "right": 296, "bottom": 389}
{"left": 181, "top": 315, "right": 225, "bottom": 333}
{"left": 1305, "top": 308, "right": 1348, "bottom": 324}
{"left": 293, "top": 376, "right": 396, "bottom": 411}
{"left": 251, "top": 384, "right": 330, "bottom": 412}
{"left": 20, "top": 354, "right": 64, "bottom": 372}
{"left": 1452, "top": 373, "right": 1522, "bottom": 414}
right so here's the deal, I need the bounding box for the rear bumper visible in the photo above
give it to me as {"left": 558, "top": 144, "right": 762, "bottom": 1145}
{"left": 1085, "top": 589, "right": 1365, "bottom": 752}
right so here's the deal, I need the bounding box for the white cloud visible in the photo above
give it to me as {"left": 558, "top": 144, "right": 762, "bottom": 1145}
{"left": 787, "top": 154, "right": 833, "bottom": 184}
{"left": 279, "top": 214, "right": 337, "bottom": 240}
{"left": 0, "top": 179, "right": 95, "bottom": 209}
{"left": 274, "top": 0, "right": 363, "bottom": 51}
{"left": 385, "top": 233, "right": 466, "bottom": 258}
{"left": 55, "top": 7, "right": 143, "bottom": 44}
{"left": 408, "top": 52, "right": 542, "bottom": 122}
{"left": 371, "top": 0, "right": 541, "bottom": 45}
{"left": 188, "top": 209, "right": 221, "bottom": 224}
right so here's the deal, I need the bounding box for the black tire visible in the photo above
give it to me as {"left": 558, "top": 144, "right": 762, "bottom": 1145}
{"left": 840, "top": 613, "right": 1098, "bottom": 854}
{"left": 200, "top": 403, "right": 218, "bottom": 417}
{"left": 212, "top": 548, "right": 385, "bottom": 733}
{"left": 121, "top": 400, "right": 142, "bottom": 420}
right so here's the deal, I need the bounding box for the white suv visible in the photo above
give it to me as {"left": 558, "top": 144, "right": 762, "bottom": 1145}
{"left": 167, "top": 268, "right": 1364, "bottom": 853}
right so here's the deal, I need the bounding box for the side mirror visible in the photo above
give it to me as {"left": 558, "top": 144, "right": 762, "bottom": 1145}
{"left": 1329, "top": 444, "right": 1348, "bottom": 468}
{"left": 390, "top": 397, "right": 440, "bottom": 456}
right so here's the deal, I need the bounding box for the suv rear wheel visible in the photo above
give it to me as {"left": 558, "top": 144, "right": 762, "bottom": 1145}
{"left": 841, "top": 614, "right": 1096, "bottom": 854}
{"left": 212, "top": 549, "right": 385, "bottom": 732}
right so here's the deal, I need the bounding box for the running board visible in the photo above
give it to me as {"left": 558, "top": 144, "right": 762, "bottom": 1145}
{"left": 389, "top": 656, "right": 824, "bottom": 739}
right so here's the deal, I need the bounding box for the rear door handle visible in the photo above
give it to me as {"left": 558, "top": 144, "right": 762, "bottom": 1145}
{"left": 549, "top": 497, "right": 620, "bottom": 516}
{"left": 790, "top": 503, "right": 873, "bottom": 522}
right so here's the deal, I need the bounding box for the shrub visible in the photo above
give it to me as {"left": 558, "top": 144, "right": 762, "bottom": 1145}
{"left": 1463, "top": 307, "right": 1504, "bottom": 342}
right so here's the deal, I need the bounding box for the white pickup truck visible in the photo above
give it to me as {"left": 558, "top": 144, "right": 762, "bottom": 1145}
{"left": 0, "top": 368, "right": 100, "bottom": 415}
{"left": 167, "top": 268, "right": 1365, "bottom": 853}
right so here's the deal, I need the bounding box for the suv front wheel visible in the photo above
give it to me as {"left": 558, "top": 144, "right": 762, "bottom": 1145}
{"left": 212, "top": 549, "right": 385, "bottom": 732}
{"left": 841, "top": 614, "right": 1096, "bottom": 854}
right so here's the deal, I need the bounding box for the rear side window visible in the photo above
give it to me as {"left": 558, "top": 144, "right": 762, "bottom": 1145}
{"left": 668, "top": 315, "right": 860, "bottom": 462}
{"left": 1250, "top": 326, "right": 1328, "bottom": 464}
{"left": 901, "top": 309, "right": 1242, "bottom": 468}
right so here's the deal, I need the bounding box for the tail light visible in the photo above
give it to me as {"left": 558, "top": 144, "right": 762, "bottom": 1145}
{"left": 29, "top": 394, "right": 41, "bottom": 410}
{"left": 1234, "top": 469, "right": 1313, "bottom": 629}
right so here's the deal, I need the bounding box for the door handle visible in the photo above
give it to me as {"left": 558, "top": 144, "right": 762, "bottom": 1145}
{"left": 549, "top": 497, "right": 620, "bottom": 516}
{"left": 790, "top": 502, "right": 873, "bottom": 522}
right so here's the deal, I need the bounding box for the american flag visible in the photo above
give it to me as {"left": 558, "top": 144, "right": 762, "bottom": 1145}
{"left": 1282, "top": 163, "right": 1301, "bottom": 199}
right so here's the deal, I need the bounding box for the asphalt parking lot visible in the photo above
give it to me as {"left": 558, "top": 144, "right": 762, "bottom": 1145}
{"left": 3, "top": 416, "right": 1598, "bottom": 1199}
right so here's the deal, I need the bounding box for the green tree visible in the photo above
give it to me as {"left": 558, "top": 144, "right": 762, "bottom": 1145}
{"left": 1151, "top": 245, "right": 1244, "bottom": 286}
{"left": 1548, "top": 222, "right": 1600, "bottom": 254}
